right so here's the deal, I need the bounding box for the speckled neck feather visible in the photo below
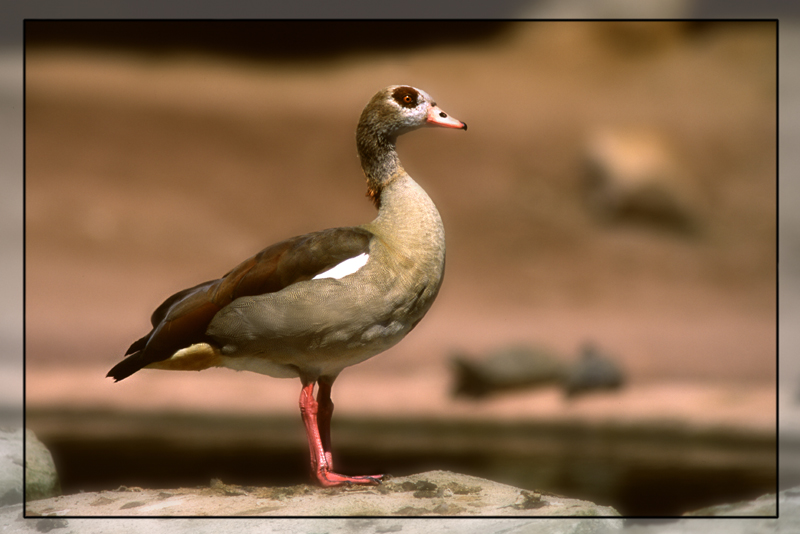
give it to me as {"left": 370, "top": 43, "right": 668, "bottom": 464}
{"left": 356, "top": 89, "right": 411, "bottom": 209}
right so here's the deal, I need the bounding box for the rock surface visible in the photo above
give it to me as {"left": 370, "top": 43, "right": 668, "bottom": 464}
{"left": 4, "top": 485, "right": 798, "bottom": 534}
{"left": 24, "top": 470, "right": 619, "bottom": 517}
{"left": 3, "top": 508, "right": 625, "bottom": 534}
{"left": 622, "top": 489, "right": 793, "bottom": 534}
{"left": 683, "top": 490, "right": 777, "bottom": 517}
{"left": 23, "top": 429, "right": 60, "bottom": 502}
{"left": 0, "top": 428, "right": 59, "bottom": 506}
{"left": 0, "top": 428, "right": 23, "bottom": 506}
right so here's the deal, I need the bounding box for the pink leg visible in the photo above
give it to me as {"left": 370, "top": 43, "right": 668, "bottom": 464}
{"left": 298, "top": 379, "right": 383, "bottom": 487}
{"left": 316, "top": 379, "right": 335, "bottom": 471}
{"left": 299, "top": 382, "right": 323, "bottom": 474}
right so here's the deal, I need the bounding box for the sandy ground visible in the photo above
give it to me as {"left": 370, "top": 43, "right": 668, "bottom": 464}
{"left": 23, "top": 23, "right": 776, "bottom": 437}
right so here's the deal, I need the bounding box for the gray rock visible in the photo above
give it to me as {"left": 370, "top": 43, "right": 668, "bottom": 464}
{"left": 563, "top": 343, "right": 625, "bottom": 398}
{"left": 451, "top": 345, "right": 567, "bottom": 398}
{"left": 622, "top": 486, "right": 794, "bottom": 533}
{"left": 0, "top": 428, "right": 57, "bottom": 505}
{"left": 24, "top": 429, "right": 60, "bottom": 502}
{"left": 0, "top": 427, "right": 23, "bottom": 506}
{"left": 583, "top": 126, "right": 700, "bottom": 234}
{"left": 452, "top": 343, "right": 626, "bottom": 399}
{"left": 8, "top": 478, "right": 800, "bottom": 533}
{"left": 1, "top": 508, "right": 623, "bottom": 534}
{"left": 683, "top": 490, "right": 777, "bottom": 517}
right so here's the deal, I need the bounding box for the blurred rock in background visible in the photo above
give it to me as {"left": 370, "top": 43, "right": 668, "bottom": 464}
{"left": 582, "top": 126, "right": 701, "bottom": 235}
{"left": 451, "top": 345, "right": 567, "bottom": 398}
{"left": 563, "top": 343, "right": 625, "bottom": 398}
{"left": 451, "top": 342, "right": 625, "bottom": 399}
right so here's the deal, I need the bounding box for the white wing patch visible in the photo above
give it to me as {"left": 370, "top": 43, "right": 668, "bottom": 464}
{"left": 312, "top": 253, "right": 369, "bottom": 280}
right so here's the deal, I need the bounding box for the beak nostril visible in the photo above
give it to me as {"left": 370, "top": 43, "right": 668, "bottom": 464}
{"left": 439, "top": 112, "right": 447, "bottom": 118}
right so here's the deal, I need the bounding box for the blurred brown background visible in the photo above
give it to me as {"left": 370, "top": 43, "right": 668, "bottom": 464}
{"left": 24, "top": 20, "right": 776, "bottom": 515}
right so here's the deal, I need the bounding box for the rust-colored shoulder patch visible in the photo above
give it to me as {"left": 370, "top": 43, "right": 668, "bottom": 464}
{"left": 366, "top": 186, "right": 382, "bottom": 209}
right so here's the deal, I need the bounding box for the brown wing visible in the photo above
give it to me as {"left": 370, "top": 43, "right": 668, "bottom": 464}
{"left": 107, "top": 227, "right": 374, "bottom": 381}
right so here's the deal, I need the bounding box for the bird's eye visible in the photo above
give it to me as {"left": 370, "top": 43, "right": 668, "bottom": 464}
{"left": 392, "top": 86, "right": 419, "bottom": 108}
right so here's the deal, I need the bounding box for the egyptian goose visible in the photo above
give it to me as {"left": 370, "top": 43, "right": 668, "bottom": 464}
{"left": 107, "top": 85, "right": 466, "bottom": 487}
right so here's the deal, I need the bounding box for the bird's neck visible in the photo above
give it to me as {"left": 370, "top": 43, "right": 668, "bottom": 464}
{"left": 357, "top": 122, "right": 445, "bottom": 284}
{"left": 357, "top": 121, "right": 406, "bottom": 208}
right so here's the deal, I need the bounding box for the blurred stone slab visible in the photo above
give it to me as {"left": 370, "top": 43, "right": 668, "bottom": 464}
{"left": 24, "top": 470, "right": 619, "bottom": 518}
{"left": 10, "top": 486, "right": 800, "bottom": 534}
{"left": 451, "top": 345, "right": 567, "bottom": 398}
{"left": 0, "top": 428, "right": 59, "bottom": 506}
{"left": 24, "top": 429, "right": 60, "bottom": 502}
{"left": 4, "top": 507, "right": 624, "bottom": 534}
{"left": 683, "top": 489, "right": 777, "bottom": 517}
{"left": 583, "top": 125, "right": 701, "bottom": 234}
{"left": 451, "top": 343, "right": 624, "bottom": 399}
{"left": 623, "top": 487, "right": 795, "bottom": 534}
{"left": 0, "top": 428, "right": 23, "bottom": 506}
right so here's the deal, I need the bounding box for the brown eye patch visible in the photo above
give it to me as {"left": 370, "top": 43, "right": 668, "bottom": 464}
{"left": 392, "top": 86, "right": 419, "bottom": 108}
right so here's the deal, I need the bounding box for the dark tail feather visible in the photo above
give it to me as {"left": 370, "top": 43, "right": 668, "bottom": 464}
{"left": 125, "top": 333, "right": 150, "bottom": 356}
{"left": 107, "top": 331, "right": 154, "bottom": 381}
{"left": 107, "top": 351, "right": 150, "bottom": 382}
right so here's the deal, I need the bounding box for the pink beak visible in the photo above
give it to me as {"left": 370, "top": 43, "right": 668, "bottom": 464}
{"left": 426, "top": 105, "right": 467, "bottom": 130}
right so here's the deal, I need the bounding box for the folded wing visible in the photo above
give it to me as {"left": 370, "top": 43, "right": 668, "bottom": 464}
{"left": 107, "top": 227, "right": 373, "bottom": 381}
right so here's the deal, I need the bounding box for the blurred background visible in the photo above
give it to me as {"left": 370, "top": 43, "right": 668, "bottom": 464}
{"left": 15, "top": 13, "right": 780, "bottom": 518}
